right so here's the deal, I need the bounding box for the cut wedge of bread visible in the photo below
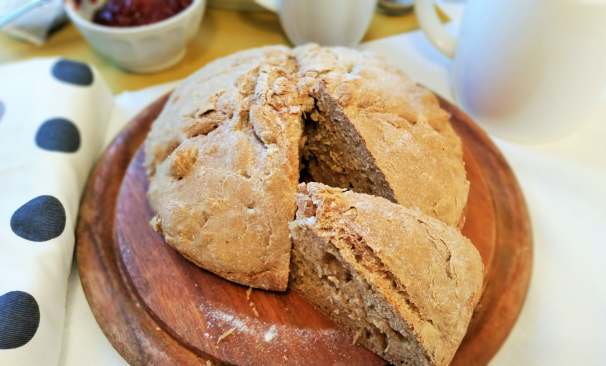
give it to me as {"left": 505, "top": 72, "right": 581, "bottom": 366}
{"left": 289, "top": 183, "right": 483, "bottom": 365}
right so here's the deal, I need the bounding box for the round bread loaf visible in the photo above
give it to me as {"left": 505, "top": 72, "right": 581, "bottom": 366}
{"left": 144, "top": 44, "right": 469, "bottom": 291}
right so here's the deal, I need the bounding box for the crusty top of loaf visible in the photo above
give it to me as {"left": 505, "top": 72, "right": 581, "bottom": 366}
{"left": 144, "top": 46, "right": 300, "bottom": 178}
{"left": 146, "top": 46, "right": 303, "bottom": 290}
{"left": 294, "top": 44, "right": 469, "bottom": 226}
{"left": 296, "top": 182, "right": 483, "bottom": 366}
{"left": 294, "top": 44, "right": 462, "bottom": 155}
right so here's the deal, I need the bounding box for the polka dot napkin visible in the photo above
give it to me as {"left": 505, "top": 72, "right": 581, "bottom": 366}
{"left": 0, "top": 58, "right": 112, "bottom": 365}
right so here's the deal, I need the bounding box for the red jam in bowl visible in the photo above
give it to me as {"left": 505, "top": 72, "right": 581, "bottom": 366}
{"left": 87, "top": 0, "right": 194, "bottom": 27}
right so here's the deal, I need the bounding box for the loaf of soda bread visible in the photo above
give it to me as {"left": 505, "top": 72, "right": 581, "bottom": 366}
{"left": 144, "top": 44, "right": 469, "bottom": 292}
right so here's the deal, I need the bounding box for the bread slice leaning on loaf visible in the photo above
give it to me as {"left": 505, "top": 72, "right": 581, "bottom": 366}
{"left": 289, "top": 183, "right": 483, "bottom": 366}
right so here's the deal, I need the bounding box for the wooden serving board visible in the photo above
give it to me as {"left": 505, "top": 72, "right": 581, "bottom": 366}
{"left": 76, "top": 93, "right": 532, "bottom": 366}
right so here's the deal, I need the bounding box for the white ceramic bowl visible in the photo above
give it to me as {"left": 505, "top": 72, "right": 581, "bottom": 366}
{"left": 65, "top": 0, "right": 206, "bottom": 73}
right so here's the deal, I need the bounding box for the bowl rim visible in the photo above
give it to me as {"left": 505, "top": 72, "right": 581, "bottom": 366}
{"left": 64, "top": 0, "right": 204, "bottom": 34}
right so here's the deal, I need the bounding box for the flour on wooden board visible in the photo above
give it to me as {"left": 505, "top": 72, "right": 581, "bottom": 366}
{"left": 197, "top": 301, "right": 347, "bottom": 359}
{"left": 264, "top": 325, "right": 277, "bottom": 342}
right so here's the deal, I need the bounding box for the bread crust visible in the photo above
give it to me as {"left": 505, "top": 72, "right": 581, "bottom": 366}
{"left": 146, "top": 46, "right": 302, "bottom": 290}
{"left": 290, "top": 183, "right": 483, "bottom": 365}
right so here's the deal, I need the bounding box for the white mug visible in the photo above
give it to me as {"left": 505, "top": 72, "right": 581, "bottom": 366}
{"left": 415, "top": 0, "right": 606, "bottom": 142}
{"left": 254, "top": 0, "right": 378, "bottom": 47}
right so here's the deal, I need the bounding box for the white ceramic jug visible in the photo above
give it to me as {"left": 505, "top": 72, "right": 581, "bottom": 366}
{"left": 415, "top": 0, "right": 606, "bottom": 142}
{"left": 254, "top": 0, "right": 377, "bottom": 47}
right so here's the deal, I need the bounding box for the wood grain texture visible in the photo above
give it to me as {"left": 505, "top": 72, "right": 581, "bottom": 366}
{"left": 76, "top": 93, "right": 532, "bottom": 366}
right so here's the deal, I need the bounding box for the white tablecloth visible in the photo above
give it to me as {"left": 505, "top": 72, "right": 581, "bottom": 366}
{"left": 59, "top": 3, "right": 606, "bottom": 365}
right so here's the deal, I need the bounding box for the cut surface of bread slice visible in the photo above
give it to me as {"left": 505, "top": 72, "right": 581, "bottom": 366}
{"left": 289, "top": 183, "right": 483, "bottom": 365}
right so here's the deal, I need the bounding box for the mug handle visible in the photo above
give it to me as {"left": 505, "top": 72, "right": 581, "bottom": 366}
{"left": 414, "top": 0, "right": 457, "bottom": 59}
{"left": 254, "top": 0, "right": 278, "bottom": 13}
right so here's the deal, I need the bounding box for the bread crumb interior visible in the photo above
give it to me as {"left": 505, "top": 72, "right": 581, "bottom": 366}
{"left": 299, "top": 95, "right": 396, "bottom": 202}
{"left": 289, "top": 203, "right": 432, "bottom": 366}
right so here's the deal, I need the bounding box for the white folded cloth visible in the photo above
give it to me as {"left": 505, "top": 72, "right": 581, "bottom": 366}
{"left": 60, "top": 82, "right": 179, "bottom": 366}
{"left": 0, "top": 58, "right": 112, "bottom": 366}
{"left": 0, "top": 0, "right": 67, "bottom": 45}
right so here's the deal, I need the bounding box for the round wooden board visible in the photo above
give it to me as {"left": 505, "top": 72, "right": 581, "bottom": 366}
{"left": 77, "top": 93, "right": 532, "bottom": 366}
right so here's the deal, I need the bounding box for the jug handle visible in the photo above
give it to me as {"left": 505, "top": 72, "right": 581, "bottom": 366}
{"left": 414, "top": 0, "right": 457, "bottom": 59}
{"left": 254, "top": 0, "right": 278, "bottom": 13}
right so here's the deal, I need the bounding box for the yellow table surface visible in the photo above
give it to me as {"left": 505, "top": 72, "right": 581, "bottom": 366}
{"left": 0, "top": 7, "right": 446, "bottom": 94}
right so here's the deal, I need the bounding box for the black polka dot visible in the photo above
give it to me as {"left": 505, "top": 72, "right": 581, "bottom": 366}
{"left": 51, "top": 59, "right": 93, "bottom": 86}
{"left": 35, "top": 118, "right": 81, "bottom": 153}
{"left": 10, "top": 195, "right": 66, "bottom": 242}
{"left": 0, "top": 100, "right": 4, "bottom": 123}
{"left": 0, "top": 291, "right": 40, "bottom": 349}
